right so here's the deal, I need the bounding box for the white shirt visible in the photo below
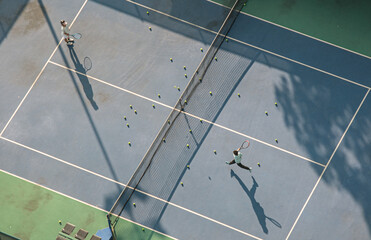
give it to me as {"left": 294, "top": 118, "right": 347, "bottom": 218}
{"left": 61, "top": 25, "right": 70, "bottom": 37}
{"left": 233, "top": 152, "right": 242, "bottom": 164}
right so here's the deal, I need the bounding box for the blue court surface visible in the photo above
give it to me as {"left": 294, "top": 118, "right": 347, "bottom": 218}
{"left": 1, "top": 0, "right": 370, "bottom": 240}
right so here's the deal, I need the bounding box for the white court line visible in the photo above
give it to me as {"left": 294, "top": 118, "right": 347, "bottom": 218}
{"left": 0, "top": 168, "right": 177, "bottom": 240}
{"left": 126, "top": 0, "right": 216, "bottom": 34}
{"left": 285, "top": 88, "right": 370, "bottom": 240}
{"left": 49, "top": 60, "right": 325, "bottom": 167}
{"left": 0, "top": 136, "right": 125, "bottom": 187}
{"left": 131, "top": 187, "right": 264, "bottom": 240}
{"left": 49, "top": 61, "right": 172, "bottom": 110}
{"left": 125, "top": 0, "right": 370, "bottom": 90}
{"left": 3, "top": 1, "right": 259, "bottom": 239}
{"left": 0, "top": 0, "right": 89, "bottom": 137}
{"left": 206, "top": 0, "right": 371, "bottom": 60}
{"left": 229, "top": 37, "right": 370, "bottom": 90}
{"left": 0, "top": 40, "right": 62, "bottom": 136}
{"left": 185, "top": 111, "right": 326, "bottom": 168}
{"left": 1, "top": 135, "right": 261, "bottom": 240}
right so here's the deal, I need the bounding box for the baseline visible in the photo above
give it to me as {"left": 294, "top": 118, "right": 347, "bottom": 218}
{"left": 285, "top": 89, "right": 370, "bottom": 239}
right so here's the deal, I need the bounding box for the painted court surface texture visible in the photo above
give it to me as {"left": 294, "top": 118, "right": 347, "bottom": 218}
{"left": 0, "top": 0, "right": 370, "bottom": 240}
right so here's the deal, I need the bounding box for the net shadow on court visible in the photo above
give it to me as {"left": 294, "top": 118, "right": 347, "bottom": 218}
{"left": 106, "top": 1, "right": 268, "bottom": 237}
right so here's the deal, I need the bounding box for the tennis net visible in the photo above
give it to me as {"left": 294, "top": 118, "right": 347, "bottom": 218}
{"left": 107, "top": 0, "right": 247, "bottom": 236}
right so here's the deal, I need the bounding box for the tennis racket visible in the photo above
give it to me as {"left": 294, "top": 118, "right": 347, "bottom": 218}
{"left": 239, "top": 140, "right": 250, "bottom": 149}
{"left": 83, "top": 57, "right": 92, "bottom": 71}
{"left": 70, "top": 33, "right": 82, "bottom": 39}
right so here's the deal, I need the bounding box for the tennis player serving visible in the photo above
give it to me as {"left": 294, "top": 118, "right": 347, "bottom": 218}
{"left": 226, "top": 140, "right": 251, "bottom": 172}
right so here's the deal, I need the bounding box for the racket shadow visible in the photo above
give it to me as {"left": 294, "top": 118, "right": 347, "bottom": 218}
{"left": 68, "top": 46, "right": 98, "bottom": 110}
{"left": 267, "top": 216, "right": 282, "bottom": 228}
{"left": 231, "top": 170, "right": 282, "bottom": 233}
{"left": 83, "top": 56, "right": 92, "bottom": 72}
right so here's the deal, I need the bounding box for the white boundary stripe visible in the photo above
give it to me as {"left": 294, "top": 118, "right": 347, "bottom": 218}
{"left": 229, "top": 37, "right": 370, "bottom": 90}
{"left": 48, "top": 61, "right": 172, "bottom": 110}
{"left": 285, "top": 89, "right": 370, "bottom": 240}
{"left": 49, "top": 61, "right": 324, "bottom": 167}
{"left": 124, "top": 0, "right": 370, "bottom": 90}
{"left": 185, "top": 112, "right": 326, "bottom": 168}
{"left": 0, "top": 136, "right": 125, "bottom": 187}
{"left": 132, "top": 187, "right": 264, "bottom": 240}
{"left": 0, "top": 0, "right": 89, "bottom": 137}
{"left": 0, "top": 40, "right": 62, "bottom": 136}
{"left": 0, "top": 135, "right": 260, "bottom": 239}
{"left": 0, "top": 168, "right": 177, "bottom": 240}
{"left": 205, "top": 0, "right": 371, "bottom": 60}
{"left": 126, "top": 0, "right": 216, "bottom": 34}
{"left": 70, "top": 0, "right": 89, "bottom": 27}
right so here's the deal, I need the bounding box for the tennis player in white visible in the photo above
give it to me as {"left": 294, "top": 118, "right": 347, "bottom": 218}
{"left": 60, "top": 20, "right": 73, "bottom": 45}
{"left": 226, "top": 148, "right": 251, "bottom": 171}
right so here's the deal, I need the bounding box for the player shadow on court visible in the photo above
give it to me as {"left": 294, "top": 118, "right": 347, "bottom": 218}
{"left": 231, "top": 169, "right": 281, "bottom": 234}
{"left": 68, "top": 45, "right": 99, "bottom": 110}
{"left": 113, "top": 46, "right": 264, "bottom": 238}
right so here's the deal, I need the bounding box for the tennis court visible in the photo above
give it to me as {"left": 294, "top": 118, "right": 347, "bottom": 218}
{"left": 1, "top": 0, "right": 370, "bottom": 239}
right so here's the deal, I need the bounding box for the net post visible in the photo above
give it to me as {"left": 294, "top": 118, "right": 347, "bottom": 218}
{"left": 107, "top": 213, "right": 116, "bottom": 240}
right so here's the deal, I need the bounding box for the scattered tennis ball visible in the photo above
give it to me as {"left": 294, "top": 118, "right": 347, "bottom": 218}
{"left": 134, "top": 110, "right": 137, "bottom": 114}
{"left": 177, "top": 87, "right": 180, "bottom": 91}
{"left": 146, "top": 11, "right": 149, "bottom": 15}
{"left": 126, "top": 123, "right": 129, "bottom": 127}
{"left": 184, "top": 66, "right": 186, "bottom": 70}
{"left": 129, "top": 105, "right": 133, "bottom": 109}
{"left": 167, "top": 120, "right": 171, "bottom": 124}
{"left": 200, "top": 48, "right": 203, "bottom": 52}
{"left": 199, "top": 78, "right": 202, "bottom": 82}
{"left": 209, "top": 91, "right": 212, "bottom": 95}
{"left": 185, "top": 74, "right": 187, "bottom": 78}
{"left": 275, "top": 139, "right": 278, "bottom": 143}
{"left": 214, "top": 57, "right": 217, "bottom": 61}
{"left": 142, "top": 228, "right": 145, "bottom": 231}
{"left": 265, "top": 111, "right": 268, "bottom": 115}
{"left": 187, "top": 165, "right": 190, "bottom": 169}
{"left": 128, "top": 142, "right": 131, "bottom": 146}
{"left": 275, "top": 102, "right": 278, "bottom": 106}
{"left": 180, "top": 182, "right": 184, "bottom": 186}
{"left": 133, "top": 203, "right": 136, "bottom": 206}
{"left": 184, "top": 100, "right": 187, "bottom": 104}
{"left": 237, "top": 93, "right": 240, "bottom": 97}
{"left": 200, "top": 119, "right": 203, "bottom": 123}
{"left": 170, "top": 58, "right": 173, "bottom": 62}
{"left": 213, "top": 150, "right": 217, "bottom": 154}
{"left": 124, "top": 116, "right": 127, "bottom": 120}
{"left": 149, "top": 27, "right": 152, "bottom": 30}
{"left": 189, "top": 129, "right": 192, "bottom": 132}
{"left": 186, "top": 144, "right": 190, "bottom": 148}
{"left": 58, "top": 220, "right": 62, "bottom": 224}
{"left": 225, "top": 38, "right": 229, "bottom": 42}
{"left": 162, "top": 138, "right": 166, "bottom": 142}
{"left": 257, "top": 162, "right": 261, "bottom": 167}
{"left": 152, "top": 104, "right": 155, "bottom": 108}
